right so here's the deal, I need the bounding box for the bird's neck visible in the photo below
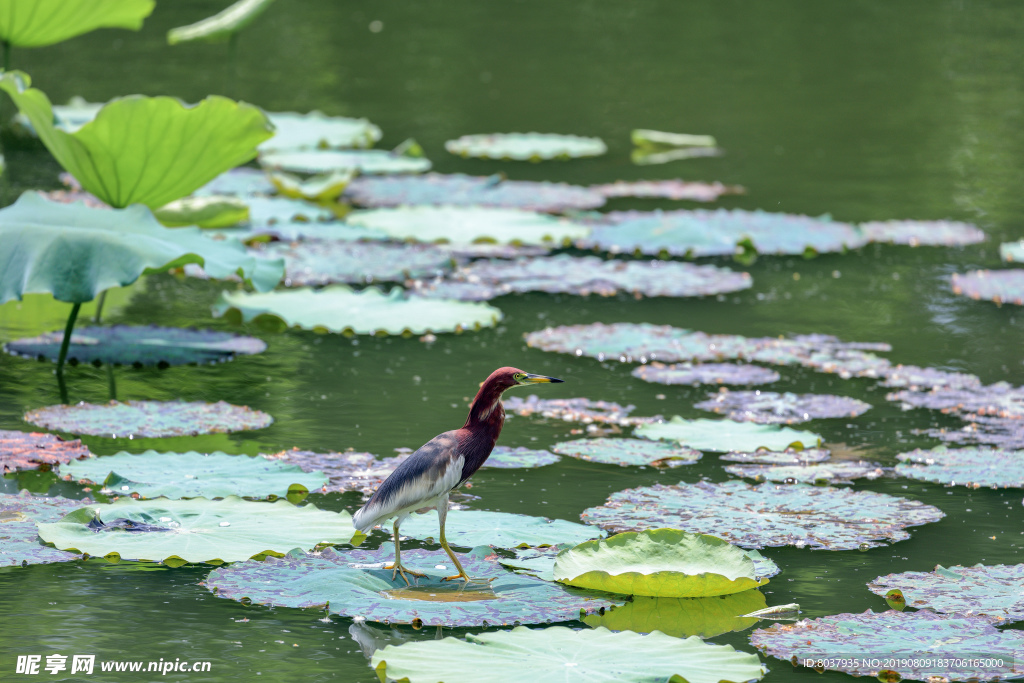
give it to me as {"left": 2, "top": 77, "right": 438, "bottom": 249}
{"left": 463, "top": 382, "right": 506, "bottom": 434}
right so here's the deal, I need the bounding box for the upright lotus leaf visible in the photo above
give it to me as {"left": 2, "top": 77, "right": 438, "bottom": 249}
{"left": 260, "top": 111, "right": 381, "bottom": 151}
{"left": 399, "top": 510, "right": 604, "bottom": 549}
{"left": 264, "top": 240, "right": 458, "bottom": 286}
{"left": 592, "top": 179, "right": 744, "bottom": 202}
{"left": 154, "top": 195, "right": 249, "bottom": 228}
{"left": 695, "top": 390, "right": 872, "bottom": 424}
{"left": 483, "top": 446, "right": 561, "bottom": 469}
{"left": 0, "top": 493, "right": 90, "bottom": 566}
{"left": 551, "top": 438, "right": 701, "bottom": 468}
{"left": 261, "top": 449, "right": 409, "bottom": 496}
{"left": 0, "top": 0, "right": 154, "bottom": 48}
{"left": 751, "top": 610, "right": 1024, "bottom": 682}
{"left": 581, "top": 480, "right": 943, "bottom": 550}
{"left": 214, "top": 286, "right": 502, "bottom": 336}
{"left": 504, "top": 395, "right": 660, "bottom": 426}
{"left": 724, "top": 461, "right": 886, "bottom": 485}
{"left": 61, "top": 451, "right": 327, "bottom": 500}
{"left": 205, "top": 545, "right": 622, "bottom": 627}
{"left": 858, "top": 219, "right": 986, "bottom": 246}
{"left": 0, "top": 72, "right": 274, "bottom": 209}
{"left": 260, "top": 148, "right": 431, "bottom": 175}
{"left": 583, "top": 590, "right": 767, "bottom": 639}
{"left": 632, "top": 146, "right": 724, "bottom": 165}
{"left": 880, "top": 364, "right": 982, "bottom": 390}
{"left": 343, "top": 173, "right": 606, "bottom": 212}
{"left": 887, "top": 383, "right": 1024, "bottom": 419}
{"left": 632, "top": 129, "right": 717, "bottom": 148}
{"left": 346, "top": 207, "right": 589, "bottom": 246}
{"left": 719, "top": 448, "right": 831, "bottom": 464}
{"left": 1001, "top": 240, "right": 1024, "bottom": 262}
{"left": 24, "top": 400, "right": 273, "bottom": 438}
{"left": 895, "top": 446, "right": 1024, "bottom": 488}
{"left": 4, "top": 325, "right": 266, "bottom": 367}
{"left": 636, "top": 417, "right": 822, "bottom": 452}
{"left": 952, "top": 270, "right": 1024, "bottom": 306}
{"left": 633, "top": 362, "right": 780, "bottom": 386}
{"left": 554, "top": 530, "right": 768, "bottom": 597}
{"left": 372, "top": 626, "right": 766, "bottom": 683}
{"left": 869, "top": 563, "right": 1024, "bottom": 620}
{"left": 167, "top": 0, "right": 275, "bottom": 44}
{"left": 445, "top": 133, "right": 607, "bottom": 161}
{"left": 268, "top": 170, "right": 353, "bottom": 202}
{"left": 38, "top": 496, "right": 356, "bottom": 564}
{"left": 1, "top": 430, "right": 91, "bottom": 473}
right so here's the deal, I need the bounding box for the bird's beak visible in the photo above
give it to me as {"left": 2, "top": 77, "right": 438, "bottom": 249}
{"left": 521, "top": 373, "right": 564, "bottom": 384}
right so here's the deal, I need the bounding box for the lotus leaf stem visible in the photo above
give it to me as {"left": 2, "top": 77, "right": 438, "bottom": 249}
{"left": 106, "top": 364, "right": 117, "bottom": 401}
{"left": 56, "top": 302, "right": 82, "bottom": 404}
{"left": 93, "top": 290, "right": 107, "bottom": 323}
{"left": 1, "top": 40, "right": 9, "bottom": 72}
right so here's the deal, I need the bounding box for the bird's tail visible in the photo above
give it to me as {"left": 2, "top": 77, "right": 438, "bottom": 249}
{"left": 352, "top": 504, "right": 377, "bottom": 534}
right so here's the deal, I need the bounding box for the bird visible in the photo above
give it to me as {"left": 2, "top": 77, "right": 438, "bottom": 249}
{"left": 352, "top": 366, "right": 563, "bottom": 585}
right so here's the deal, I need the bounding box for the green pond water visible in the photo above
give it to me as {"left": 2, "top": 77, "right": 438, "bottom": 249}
{"left": 2, "top": 1, "right": 1024, "bottom": 681}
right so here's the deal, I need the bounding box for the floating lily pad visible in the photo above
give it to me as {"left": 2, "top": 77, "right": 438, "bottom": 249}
{"left": 205, "top": 545, "right": 621, "bottom": 627}
{"left": 260, "top": 111, "right": 381, "bottom": 152}
{"left": 260, "top": 149, "right": 430, "bottom": 175}
{"left": 724, "top": 461, "right": 886, "bottom": 485}
{"left": 636, "top": 417, "right": 821, "bottom": 452}
{"left": 497, "top": 545, "right": 567, "bottom": 581}
{"left": 194, "top": 167, "right": 276, "bottom": 197}
{"left": 214, "top": 286, "right": 502, "bottom": 336}
{"left": 445, "top": 133, "right": 607, "bottom": 161}
{"left": 23, "top": 400, "right": 273, "bottom": 438}
{"left": 346, "top": 207, "right": 588, "bottom": 246}
{"left": 952, "top": 270, "right": 1024, "bottom": 306}
{"left": 894, "top": 446, "right": 1024, "bottom": 489}
{"left": 1000, "top": 241, "right": 1024, "bottom": 262}
{"left": 695, "top": 390, "right": 872, "bottom": 424}
{"left": 554, "top": 529, "right": 767, "bottom": 597}
{"left": 399, "top": 509, "right": 603, "bottom": 549}
{"left": 260, "top": 449, "right": 409, "bottom": 496}
{"left": 924, "top": 415, "right": 1024, "bottom": 450}
{"left": 268, "top": 170, "right": 353, "bottom": 202}
{"left": 888, "top": 383, "right": 1024, "bottom": 419}
{"left": 591, "top": 179, "right": 744, "bottom": 202}
{"left": 632, "top": 129, "right": 717, "bottom": 148}
{"left": 0, "top": 430, "right": 92, "bottom": 474}
{"left": 483, "top": 447, "right": 561, "bottom": 469}
{"left": 719, "top": 448, "right": 832, "bottom": 464}
{"left": 61, "top": 451, "right": 327, "bottom": 500}
{"left": 154, "top": 194, "right": 249, "bottom": 228}
{"left": 859, "top": 220, "right": 986, "bottom": 246}
{"left": 551, "top": 438, "right": 700, "bottom": 468}
{"left": 583, "top": 590, "right": 766, "bottom": 639}
{"left": 751, "top": 610, "right": 1024, "bottom": 682}
{"left": 0, "top": 493, "right": 90, "bottom": 566}
{"left": 343, "top": 173, "right": 605, "bottom": 212}
{"left": 37, "top": 496, "right": 356, "bottom": 564}
{"left": 880, "top": 364, "right": 983, "bottom": 390}
{"left": 632, "top": 362, "right": 780, "bottom": 386}
{"left": 632, "top": 146, "right": 724, "bottom": 165}
{"left": 4, "top": 325, "right": 266, "bottom": 367}
{"left": 246, "top": 196, "right": 336, "bottom": 226}
{"left": 504, "top": 396, "right": 660, "bottom": 426}
{"left": 261, "top": 240, "right": 457, "bottom": 286}
{"left": 581, "top": 480, "right": 943, "bottom": 550}
{"left": 869, "top": 563, "right": 1024, "bottom": 620}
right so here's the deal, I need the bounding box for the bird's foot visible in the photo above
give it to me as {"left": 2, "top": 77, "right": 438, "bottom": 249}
{"left": 441, "top": 572, "right": 496, "bottom": 586}
{"left": 385, "top": 563, "right": 427, "bottom": 586}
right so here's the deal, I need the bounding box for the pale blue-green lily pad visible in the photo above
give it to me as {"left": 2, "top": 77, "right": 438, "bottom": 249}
{"left": 695, "top": 390, "right": 872, "bottom": 424}
{"left": 194, "top": 167, "right": 276, "bottom": 197}
{"left": 246, "top": 196, "right": 336, "bottom": 226}
{"left": 859, "top": 220, "right": 986, "bottom": 246}
{"left": 167, "top": 0, "right": 274, "bottom": 44}
{"left": 23, "top": 400, "right": 273, "bottom": 438}
{"left": 214, "top": 286, "right": 502, "bottom": 336}
{"left": 869, "top": 563, "right": 1024, "bottom": 620}
{"left": 551, "top": 438, "right": 701, "bottom": 468}
{"left": 262, "top": 240, "right": 458, "bottom": 286}
{"left": 445, "top": 133, "right": 607, "bottom": 161}
{"left": 346, "top": 207, "right": 589, "bottom": 246}
{"left": 1000, "top": 241, "right": 1024, "bottom": 262}
{"left": 260, "top": 148, "right": 430, "bottom": 175}
{"left": 632, "top": 362, "right": 780, "bottom": 386}
{"left": 504, "top": 395, "right": 659, "bottom": 426}
{"left": 895, "top": 446, "right": 1024, "bottom": 488}
{"left": 581, "top": 480, "right": 943, "bottom": 549}
{"left": 483, "top": 447, "right": 561, "bottom": 469}
{"left": 583, "top": 591, "right": 766, "bottom": 640}
{"left": 724, "top": 461, "right": 886, "bottom": 485}
{"left": 719, "top": 448, "right": 832, "bottom": 465}
{"left": 261, "top": 110, "right": 381, "bottom": 152}
{"left": 1, "top": 430, "right": 92, "bottom": 474}
{"left": 61, "top": 451, "right": 327, "bottom": 500}
{"left": 592, "top": 179, "right": 744, "bottom": 202}
{"left": 952, "top": 269, "right": 1024, "bottom": 306}
{"left": 260, "top": 449, "right": 408, "bottom": 496}
{"left": 399, "top": 509, "right": 604, "bottom": 549}
{"left": 0, "top": 493, "right": 89, "bottom": 566}
{"left": 636, "top": 417, "right": 821, "bottom": 452}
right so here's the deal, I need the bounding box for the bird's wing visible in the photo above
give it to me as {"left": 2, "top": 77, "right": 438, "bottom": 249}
{"left": 353, "top": 431, "right": 464, "bottom": 532}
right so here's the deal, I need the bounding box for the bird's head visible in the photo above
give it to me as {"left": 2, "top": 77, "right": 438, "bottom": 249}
{"left": 487, "top": 366, "right": 564, "bottom": 391}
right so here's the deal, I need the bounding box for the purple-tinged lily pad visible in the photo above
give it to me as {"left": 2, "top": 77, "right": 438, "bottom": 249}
{"left": 261, "top": 449, "right": 410, "bottom": 496}
{"left": 23, "top": 400, "right": 273, "bottom": 438}
{"left": 438, "top": 243, "right": 550, "bottom": 260}
{"left": 445, "top": 133, "right": 607, "bottom": 161}
{"left": 695, "top": 389, "right": 872, "bottom": 424}
{"left": 259, "top": 240, "right": 458, "bottom": 286}
{"left": 194, "top": 167, "right": 276, "bottom": 197}
{"left": 203, "top": 545, "right": 622, "bottom": 627}
{"left": 342, "top": 173, "right": 606, "bottom": 212}
{"left": 859, "top": 219, "right": 986, "bottom": 246}
{"left": 632, "top": 362, "right": 780, "bottom": 386}
{"left": 719, "top": 448, "right": 831, "bottom": 465}
{"left": 880, "top": 364, "right": 983, "bottom": 390}
{"left": 1, "top": 430, "right": 92, "bottom": 474}
{"left": 895, "top": 446, "right": 1024, "bottom": 489}
{"left": 888, "top": 383, "right": 1024, "bottom": 419}
{"left": 869, "top": 563, "right": 1024, "bottom": 620}
{"left": 952, "top": 270, "right": 1024, "bottom": 306}
{"left": 580, "top": 480, "right": 943, "bottom": 550}
{"left": 0, "top": 493, "right": 90, "bottom": 566}
{"left": 4, "top": 325, "right": 266, "bottom": 367}
{"left": 751, "top": 610, "right": 1024, "bottom": 682}
{"left": 591, "top": 179, "right": 744, "bottom": 202}
{"left": 724, "top": 461, "right": 886, "bottom": 485}
{"left": 483, "top": 446, "right": 560, "bottom": 469}
{"left": 504, "top": 395, "right": 660, "bottom": 426}
{"left": 923, "top": 415, "right": 1024, "bottom": 450}
{"left": 551, "top": 438, "right": 701, "bottom": 468}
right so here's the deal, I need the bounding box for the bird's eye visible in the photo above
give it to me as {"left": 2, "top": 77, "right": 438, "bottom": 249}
{"left": 514, "top": 373, "right": 525, "bottom": 380}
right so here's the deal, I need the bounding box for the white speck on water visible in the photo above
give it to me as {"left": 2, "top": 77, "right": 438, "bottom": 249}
{"left": 435, "top": 564, "right": 447, "bottom": 570}
{"left": 219, "top": 521, "right": 231, "bottom": 527}
{"left": 120, "top": 486, "right": 130, "bottom": 491}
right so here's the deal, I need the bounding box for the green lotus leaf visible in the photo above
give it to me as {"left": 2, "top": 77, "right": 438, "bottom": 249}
{"left": 37, "top": 496, "right": 355, "bottom": 564}
{"left": 4, "top": 325, "right": 266, "bottom": 367}
{"left": 213, "top": 286, "right": 502, "bottom": 336}
{"left": 155, "top": 195, "right": 249, "bottom": 228}
{"left": 859, "top": 220, "right": 985, "bottom": 246}
{"left": 885, "top": 588, "right": 907, "bottom": 611}
{"left": 261, "top": 111, "right": 381, "bottom": 151}
{"left": 0, "top": 493, "right": 90, "bottom": 566}
{"left": 952, "top": 269, "right": 1024, "bottom": 306}
{"left": 632, "top": 362, "right": 780, "bottom": 386}
{"left": 551, "top": 438, "right": 701, "bottom": 468}
{"left": 0, "top": 71, "right": 273, "bottom": 209}
{"left": 1001, "top": 240, "right": 1024, "bottom": 262}
{"left": 483, "top": 446, "right": 561, "bottom": 469}
{"left": 636, "top": 417, "right": 821, "bottom": 452}
{"left": 399, "top": 509, "right": 604, "bottom": 549}
{"left": 445, "top": 132, "right": 607, "bottom": 161}
{"left": 0, "top": 193, "right": 283, "bottom": 304}
{"left": 61, "top": 451, "right": 327, "bottom": 500}
{"left": 553, "top": 529, "right": 766, "bottom": 597}
{"left": 260, "top": 148, "right": 430, "bottom": 175}
{"left": 631, "top": 146, "right": 724, "bottom": 165}
{"left": 724, "top": 461, "right": 885, "bottom": 485}
{"left": 581, "top": 480, "right": 944, "bottom": 550}
{"left": 592, "top": 179, "right": 743, "bottom": 202}
{"left": 372, "top": 626, "right": 766, "bottom": 683}
{"left": 695, "top": 390, "right": 872, "bottom": 424}
{"left": 869, "top": 563, "right": 1024, "bottom": 620}
{"left": 0, "top": 0, "right": 154, "bottom": 47}
{"left": 894, "top": 446, "right": 1024, "bottom": 488}
{"left": 24, "top": 400, "right": 273, "bottom": 438}
{"left": 719, "top": 448, "right": 831, "bottom": 464}
{"left": 260, "top": 449, "right": 408, "bottom": 496}
{"left": 1, "top": 430, "right": 91, "bottom": 474}
{"left": 751, "top": 610, "right": 1024, "bottom": 682}
{"left": 632, "top": 129, "right": 717, "bottom": 148}
{"left": 167, "top": 0, "right": 275, "bottom": 44}
{"left": 263, "top": 240, "right": 458, "bottom": 286}
{"left": 268, "top": 170, "right": 353, "bottom": 202}
{"left": 583, "top": 590, "right": 767, "bottom": 639}
{"left": 346, "top": 207, "right": 589, "bottom": 246}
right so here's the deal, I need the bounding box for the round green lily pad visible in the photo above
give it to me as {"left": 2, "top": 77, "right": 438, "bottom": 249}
{"left": 719, "top": 448, "right": 831, "bottom": 464}
{"left": 346, "top": 207, "right": 589, "bottom": 246}
{"left": 1000, "top": 240, "right": 1024, "bottom": 262}
{"left": 894, "top": 446, "right": 1024, "bottom": 488}
{"left": 4, "top": 325, "right": 266, "bottom": 367}
{"left": 724, "top": 461, "right": 886, "bottom": 485}
{"left": 372, "top": 625, "right": 766, "bottom": 683}
{"left": 583, "top": 590, "right": 767, "bottom": 639}
{"left": 504, "top": 395, "right": 659, "bottom": 426}
{"left": 592, "top": 179, "right": 745, "bottom": 202}
{"left": 636, "top": 417, "right": 822, "bottom": 452}
{"left": 214, "top": 286, "right": 502, "bottom": 336}
{"left": 0, "top": 493, "right": 90, "bottom": 566}
{"left": 261, "top": 240, "right": 458, "bottom": 286}
{"left": 751, "top": 610, "right": 1024, "bottom": 682}
{"left": 259, "top": 149, "right": 431, "bottom": 175}
{"left": 869, "top": 563, "right": 1024, "bottom": 620}
{"left": 581, "top": 480, "right": 943, "bottom": 550}
{"left": 61, "top": 451, "right": 328, "bottom": 500}
{"left": 399, "top": 509, "right": 604, "bottom": 549}
{"left": 261, "top": 110, "right": 382, "bottom": 152}
{"left": 483, "top": 446, "right": 561, "bottom": 469}
{"left": 952, "top": 269, "right": 1024, "bottom": 306}
{"left": 204, "top": 545, "right": 622, "bottom": 627}
{"left": 23, "top": 400, "right": 273, "bottom": 438}
{"left": 859, "top": 219, "right": 986, "bottom": 246}
{"left": 695, "top": 390, "right": 872, "bottom": 424}
{"left": 1, "top": 430, "right": 92, "bottom": 474}
{"left": 37, "top": 496, "right": 357, "bottom": 564}
{"left": 880, "top": 364, "right": 982, "bottom": 390}
{"left": 551, "top": 438, "right": 701, "bottom": 467}
{"left": 261, "top": 448, "right": 409, "bottom": 496}
{"left": 554, "top": 529, "right": 768, "bottom": 597}
{"left": 632, "top": 362, "right": 780, "bottom": 386}
{"left": 195, "top": 167, "right": 276, "bottom": 197}
{"left": 445, "top": 133, "right": 607, "bottom": 161}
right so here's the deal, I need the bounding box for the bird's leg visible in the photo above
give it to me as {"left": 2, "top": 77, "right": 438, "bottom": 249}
{"left": 436, "top": 498, "right": 495, "bottom": 585}
{"left": 383, "top": 520, "right": 426, "bottom": 586}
